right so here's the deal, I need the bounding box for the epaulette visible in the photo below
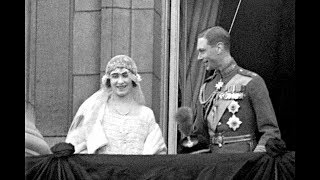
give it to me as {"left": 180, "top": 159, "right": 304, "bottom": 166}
{"left": 237, "top": 68, "right": 257, "bottom": 77}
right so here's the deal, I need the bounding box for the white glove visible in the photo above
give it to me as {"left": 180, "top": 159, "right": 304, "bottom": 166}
{"left": 253, "top": 145, "right": 266, "bottom": 152}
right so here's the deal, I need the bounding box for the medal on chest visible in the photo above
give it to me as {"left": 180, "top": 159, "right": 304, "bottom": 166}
{"left": 215, "top": 80, "right": 224, "bottom": 91}
{"left": 226, "top": 100, "right": 242, "bottom": 131}
{"left": 218, "top": 85, "right": 245, "bottom": 100}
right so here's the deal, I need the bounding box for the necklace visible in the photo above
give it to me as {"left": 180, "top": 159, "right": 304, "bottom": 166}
{"left": 113, "top": 104, "right": 132, "bottom": 116}
{"left": 109, "top": 95, "right": 134, "bottom": 116}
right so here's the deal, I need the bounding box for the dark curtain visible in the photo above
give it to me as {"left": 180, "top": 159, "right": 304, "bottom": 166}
{"left": 273, "top": 0, "right": 295, "bottom": 151}
{"left": 179, "top": 0, "right": 220, "bottom": 109}
{"left": 26, "top": 140, "right": 295, "bottom": 180}
{"left": 216, "top": 0, "right": 295, "bottom": 151}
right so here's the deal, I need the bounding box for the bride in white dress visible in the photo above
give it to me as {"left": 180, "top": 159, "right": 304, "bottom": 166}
{"left": 66, "top": 55, "right": 167, "bottom": 155}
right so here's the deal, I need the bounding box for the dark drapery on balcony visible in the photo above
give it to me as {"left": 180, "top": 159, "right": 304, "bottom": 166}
{"left": 25, "top": 138, "right": 295, "bottom": 180}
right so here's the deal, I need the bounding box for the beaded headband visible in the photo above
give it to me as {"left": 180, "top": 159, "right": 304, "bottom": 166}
{"left": 106, "top": 55, "right": 137, "bottom": 74}
{"left": 102, "top": 55, "right": 142, "bottom": 86}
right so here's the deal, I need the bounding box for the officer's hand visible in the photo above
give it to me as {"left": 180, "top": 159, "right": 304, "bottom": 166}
{"left": 253, "top": 145, "right": 266, "bottom": 152}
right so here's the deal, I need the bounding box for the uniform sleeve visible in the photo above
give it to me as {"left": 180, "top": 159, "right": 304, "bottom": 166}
{"left": 191, "top": 98, "right": 210, "bottom": 140}
{"left": 142, "top": 109, "right": 167, "bottom": 155}
{"left": 247, "top": 76, "right": 281, "bottom": 146}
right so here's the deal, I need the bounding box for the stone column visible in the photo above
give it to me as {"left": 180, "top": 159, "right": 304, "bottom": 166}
{"left": 72, "top": 0, "right": 102, "bottom": 116}
{"left": 34, "top": 0, "right": 73, "bottom": 147}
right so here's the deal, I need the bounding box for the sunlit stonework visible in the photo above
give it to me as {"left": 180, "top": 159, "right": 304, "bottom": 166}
{"left": 227, "top": 115, "right": 242, "bottom": 131}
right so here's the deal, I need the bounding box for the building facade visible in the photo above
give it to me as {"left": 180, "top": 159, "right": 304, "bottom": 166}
{"left": 25, "top": 0, "right": 179, "bottom": 152}
{"left": 25, "top": 0, "right": 295, "bottom": 153}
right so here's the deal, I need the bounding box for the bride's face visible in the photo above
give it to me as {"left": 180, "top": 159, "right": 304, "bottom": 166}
{"left": 110, "top": 68, "right": 133, "bottom": 97}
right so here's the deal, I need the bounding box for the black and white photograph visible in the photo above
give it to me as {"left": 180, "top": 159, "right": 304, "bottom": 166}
{"left": 25, "top": 0, "right": 295, "bottom": 179}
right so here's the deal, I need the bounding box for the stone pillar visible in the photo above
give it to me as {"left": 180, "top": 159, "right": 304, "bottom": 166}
{"left": 25, "top": 0, "right": 30, "bottom": 101}
{"left": 72, "top": 0, "right": 102, "bottom": 117}
{"left": 34, "top": 0, "right": 73, "bottom": 147}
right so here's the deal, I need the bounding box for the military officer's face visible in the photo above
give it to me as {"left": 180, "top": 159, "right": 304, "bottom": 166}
{"left": 197, "top": 37, "right": 222, "bottom": 71}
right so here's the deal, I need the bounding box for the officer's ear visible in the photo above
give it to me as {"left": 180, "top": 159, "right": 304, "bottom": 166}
{"left": 216, "top": 42, "right": 224, "bottom": 54}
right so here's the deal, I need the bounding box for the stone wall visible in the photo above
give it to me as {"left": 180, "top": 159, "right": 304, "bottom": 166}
{"left": 25, "top": 0, "right": 165, "bottom": 148}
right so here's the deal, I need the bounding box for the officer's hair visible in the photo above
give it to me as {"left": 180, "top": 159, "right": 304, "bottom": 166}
{"left": 198, "top": 26, "right": 230, "bottom": 51}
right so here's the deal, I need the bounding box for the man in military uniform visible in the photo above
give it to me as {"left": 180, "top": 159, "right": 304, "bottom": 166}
{"left": 192, "top": 26, "right": 281, "bottom": 153}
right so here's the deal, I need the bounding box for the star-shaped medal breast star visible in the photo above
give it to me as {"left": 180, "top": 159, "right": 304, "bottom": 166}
{"left": 227, "top": 115, "right": 242, "bottom": 131}
{"left": 228, "top": 100, "right": 240, "bottom": 114}
{"left": 215, "top": 81, "right": 224, "bottom": 91}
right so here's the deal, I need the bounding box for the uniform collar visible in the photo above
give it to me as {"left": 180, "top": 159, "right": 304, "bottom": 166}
{"left": 219, "top": 58, "right": 237, "bottom": 79}
{"left": 204, "top": 57, "right": 238, "bottom": 83}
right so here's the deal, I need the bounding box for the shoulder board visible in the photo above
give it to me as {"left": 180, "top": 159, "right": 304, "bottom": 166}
{"left": 238, "top": 68, "right": 257, "bottom": 77}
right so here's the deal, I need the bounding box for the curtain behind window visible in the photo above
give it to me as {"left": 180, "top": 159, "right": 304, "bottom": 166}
{"left": 179, "top": 0, "right": 220, "bottom": 110}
